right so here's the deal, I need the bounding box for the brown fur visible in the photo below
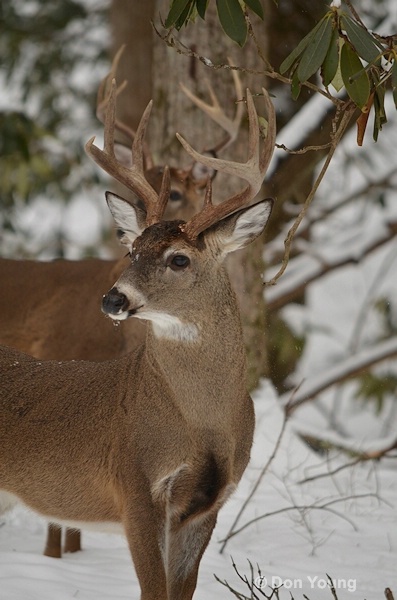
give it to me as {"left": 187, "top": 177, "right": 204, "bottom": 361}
{"left": 0, "top": 168, "right": 205, "bottom": 557}
{"left": 0, "top": 199, "right": 272, "bottom": 599}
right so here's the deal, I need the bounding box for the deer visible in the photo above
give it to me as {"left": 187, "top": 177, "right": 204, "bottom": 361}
{"left": 0, "top": 76, "right": 275, "bottom": 598}
{"left": 0, "top": 52, "right": 244, "bottom": 559}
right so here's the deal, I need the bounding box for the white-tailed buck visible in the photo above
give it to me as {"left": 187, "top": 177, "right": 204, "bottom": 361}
{"left": 0, "top": 54, "right": 244, "bottom": 558}
{"left": 0, "top": 76, "right": 275, "bottom": 599}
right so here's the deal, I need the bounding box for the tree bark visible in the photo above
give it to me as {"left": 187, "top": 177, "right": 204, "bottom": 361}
{"left": 150, "top": 1, "right": 270, "bottom": 389}
{"left": 110, "top": 1, "right": 155, "bottom": 130}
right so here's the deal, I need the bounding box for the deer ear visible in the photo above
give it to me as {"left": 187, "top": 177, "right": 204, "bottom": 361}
{"left": 106, "top": 192, "right": 146, "bottom": 248}
{"left": 209, "top": 199, "right": 273, "bottom": 256}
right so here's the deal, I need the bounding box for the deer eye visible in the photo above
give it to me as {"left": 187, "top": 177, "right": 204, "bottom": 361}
{"left": 168, "top": 254, "right": 190, "bottom": 270}
{"left": 169, "top": 190, "right": 183, "bottom": 202}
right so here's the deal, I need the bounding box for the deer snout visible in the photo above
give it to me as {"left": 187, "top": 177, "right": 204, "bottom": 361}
{"left": 102, "top": 287, "right": 130, "bottom": 317}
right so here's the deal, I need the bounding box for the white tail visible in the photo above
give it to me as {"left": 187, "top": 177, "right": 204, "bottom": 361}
{"left": 0, "top": 60, "right": 245, "bottom": 558}
{"left": 0, "top": 82, "right": 275, "bottom": 599}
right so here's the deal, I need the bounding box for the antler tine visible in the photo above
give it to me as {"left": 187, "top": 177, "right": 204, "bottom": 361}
{"left": 177, "top": 88, "right": 276, "bottom": 239}
{"left": 96, "top": 45, "right": 128, "bottom": 128}
{"left": 86, "top": 78, "right": 161, "bottom": 225}
{"left": 96, "top": 46, "right": 154, "bottom": 170}
{"left": 180, "top": 64, "right": 244, "bottom": 152}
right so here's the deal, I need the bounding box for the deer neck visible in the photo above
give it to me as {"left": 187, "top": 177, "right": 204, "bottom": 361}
{"left": 143, "top": 269, "right": 247, "bottom": 421}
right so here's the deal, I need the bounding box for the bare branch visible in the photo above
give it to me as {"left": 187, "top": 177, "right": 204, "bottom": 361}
{"left": 220, "top": 405, "right": 290, "bottom": 554}
{"left": 298, "top": 439, "right": 397, "bottom": 485}
{"left": 266, "top": 220, "right": 397, "bottom": 311}
{"left": 282, "top": 337, "right": 397, "bottom": 414}
{"left": 220, "top": 493, "right": 381, "bottom": 543}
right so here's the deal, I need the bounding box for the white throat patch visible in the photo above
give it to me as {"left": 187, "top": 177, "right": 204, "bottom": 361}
{"left": 138, "top": 311, "right": 199, "bottom": 342}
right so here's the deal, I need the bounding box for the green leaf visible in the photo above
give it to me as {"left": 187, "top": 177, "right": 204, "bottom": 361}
{"left": 280, "top": 14, "right": 329, "bottom": 75}
{"left": 216, "top": 0, "right": 247, "bottom": 47}
{"left": 291, "top": 67, "right": 301, "bottom": 100}
{"left": 355, "top": 372, "right": 397, "bottom": 414}
{"left": 174, "top": 0, "right": 195, "bottom": 29}
{"left": 373, "top": 84, "right": 387, "bottom": 141}
{"left": 196, "top": 0, "right": 209, "bottom": 19}
{"left": 330, "top": 39, "right": 344, "bottom": 92}
{"left": 321, "top": 26, "right": 339, "bottom": 86}
{"left": 297, "top": 15, "right": 333, "bottom": 83}
{"left": 340, "top": 42, "right": 370, "bottom": 109}
{"left": 165, "top": 0, "right": 192, "bottom": 28}
{"left": 392, "top": 59, "right": 397, "bottom": 110}
{"left": 244, "top": 0, "right": 264, "bottom": 20}
{"left": 340, "top": 15, "right": 382, "bottom": 65}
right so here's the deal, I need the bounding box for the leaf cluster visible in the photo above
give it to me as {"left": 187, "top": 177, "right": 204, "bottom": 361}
{"left": 279, "top": 3, "right": 397, "bottom": 142}
{"left": 0, "top": 0, "right": 108, "bottom": 227}
{"left": 355, "top": 372, "right": 397, "bottom": 414}
{"left": 164, "top": 0, "right": 269, "bottom": 47}
{"left": 0, "top": 112, "right": 71, "bottom": 210}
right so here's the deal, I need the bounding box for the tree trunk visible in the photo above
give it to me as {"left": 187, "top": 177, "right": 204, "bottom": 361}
{"left": 150, "top": 1, "right": 270, "bottom": 389}
{"left": 110, "top": 1, "right": 155, "bottom": 130}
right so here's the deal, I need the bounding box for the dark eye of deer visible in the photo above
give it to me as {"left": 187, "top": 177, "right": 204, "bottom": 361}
{"left": 169, "top": 190, "right": 183, "bottom": 202}
{"left": 168, "top": 254, "right": 190, "bottom": 270}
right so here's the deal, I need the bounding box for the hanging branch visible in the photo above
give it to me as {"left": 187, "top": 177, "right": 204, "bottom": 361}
{"left": 263, "top": 103, "right": 356, "bottom": 288}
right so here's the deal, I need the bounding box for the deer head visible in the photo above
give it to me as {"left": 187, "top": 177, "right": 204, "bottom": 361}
{"left": 86, "top": 77, "right": 276, "bottom": 339}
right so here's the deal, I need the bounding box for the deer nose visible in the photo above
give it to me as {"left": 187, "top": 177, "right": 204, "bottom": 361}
{"left": 102, "top": 287, "right": 129, "bottom": 315}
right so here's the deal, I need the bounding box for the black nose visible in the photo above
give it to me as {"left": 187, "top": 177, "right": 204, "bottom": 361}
{"left": 102, "top": 287, "right": 129, "bottom": 315}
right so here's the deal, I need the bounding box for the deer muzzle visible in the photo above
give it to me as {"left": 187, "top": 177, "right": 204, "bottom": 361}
{"left": 102, "top": 287, "right": 131, "bottom": 319}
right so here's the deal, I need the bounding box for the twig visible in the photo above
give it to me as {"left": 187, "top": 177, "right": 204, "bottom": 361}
{"left": 264, "top": 103, "right": 356, "bottom": 288}
{"left": 298, "top": 456, "right": 363, "bottom": 485}
{"left": 266, "top": 221, "right": 397, "bottom": 311}
{"left": 298, "top": 439, "right": 397, "bottom": 484}
{"left": 344, "top": 0, "right": 366, "bottom": 28}
{"left": 219, "top": 391, "right": 295, "bottom": 554}
{"left": 153, "top": 23, "right": 339, "bottom": 104}
{"left": 219, "top": 493, "right": 380, "bottom": 542}
{"left": 275, "top": 142, "right": 332, "bottom": 154}
{"left": 266, "top": 163, "right": 397, "bottom": 266}
{"left": 327, "top": 574, "right": 339, "bottom": 600}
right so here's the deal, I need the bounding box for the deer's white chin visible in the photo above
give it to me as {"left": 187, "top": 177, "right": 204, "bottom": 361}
{"left": 107, "top": 311, "right": 130, "bottom": 321}
{"left": 136, "top": 311, "right": 200, "bottom": 343}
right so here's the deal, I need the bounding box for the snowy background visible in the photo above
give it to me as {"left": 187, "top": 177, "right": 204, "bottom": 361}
{"left": 1, "top": 1, "right": 397, "bottom": 598}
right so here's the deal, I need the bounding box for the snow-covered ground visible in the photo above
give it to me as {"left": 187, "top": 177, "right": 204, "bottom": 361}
{"left": 0, "top": 382, "right": 396, "bottom": 599}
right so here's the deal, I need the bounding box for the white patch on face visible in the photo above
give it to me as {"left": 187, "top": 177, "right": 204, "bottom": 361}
{"left": 138, "top": 311, "right": 199, "bottom": 342}
{"left": 106, "top": 310, "right": 130, "bottom": 321}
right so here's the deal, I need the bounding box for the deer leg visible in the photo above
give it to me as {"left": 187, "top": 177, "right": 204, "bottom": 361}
{"left": 43, "top": 523, "right": 62, "bottom": 559}
{"left": 122, "top": 501, "right": 168, "bottom": 600}
{"left": 165, "top": 513, "right": 217, "bottom": 600}
{"left": 63, "top": 528, "right": 82, "bottom": 553}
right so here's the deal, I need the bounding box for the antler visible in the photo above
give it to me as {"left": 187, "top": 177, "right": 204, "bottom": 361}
{"left": 96, "top": 46, "right": 154, "bottom": 170}
{"left": 180, "top": 64, "right": 244, "bottom": 153}
{"left": 177, "top": 88, "right": 276, "bottom": 239}
{"left": 85, "top": 78, "right": 168, "bottom": 226}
